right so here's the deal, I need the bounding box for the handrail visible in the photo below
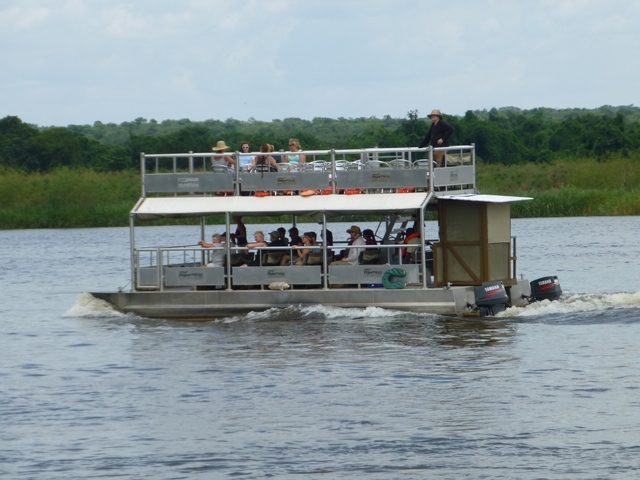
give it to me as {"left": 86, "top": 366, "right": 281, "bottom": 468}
{"left": 139, "top": 145, "right": 476, "bottom": 197}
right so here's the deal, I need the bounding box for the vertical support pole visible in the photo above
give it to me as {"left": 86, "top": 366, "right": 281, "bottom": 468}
{"left": 234, "top": 151, "right": 240, "bottom": 195}
{"left": 420, "top": 207, "right": 427, "bottom": 288}
{"left": 200, "top": 216, "right": 206, "bottom": 266}
{"left": 330, "top": 149, "right": 336, "bottom": 194}
{"left": 322, "top": 213, "right": 328, "bottom": 289}
{"left": 225, "top": 213, "right": 232, "bottom": 291}
{"left": 129, "top": 213, "right": 136, "bottom": 291}
{"left": 428, "top": 146, "right": 434, "bottom": 192}
{"left": 471, "top": 143, "right": 476, "bottom": 192}
{"left": 140, "top": 152, "right": 146, "bottom": 197}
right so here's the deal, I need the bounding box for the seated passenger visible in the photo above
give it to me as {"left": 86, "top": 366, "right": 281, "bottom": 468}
{"left": 211, "top": 140, "right": 235, "bottom": 170}
{"left": 238, "top": 141, "right": 254, "bottom": 171}
{"left": 280, "top": 227, "right": 304, "bottom": 265}
{"left": 359, "top": 229, "right": 380, "bottom": 264}
{"left": 198, "top": 233, "right": 225, "bottom": 267}
{"left": 241, "top": 231, "right": 268, "bottom": 266}
{"left": 277, "top": 227, "right": 287, "bottom": 244}
{"left": 284, "top": 138, "right": 307, "bottom": 170}
{"left": 330, "top": 225, "right": 365, "bottom": 266}
{"left": 251, "top": 144, "right": 279, "bottom": 172}
{"left": 263, "top": 230, "right": 287, "bottom": 265}
{"left": 289, "top": 227, "right": 303, "bottom": 247}
{"left": 321, "top": 229, "right": 334, "bottom": 262}
{"left": 363, "top": 229, "right": 377, "bottom": 249}
{"left": 322, "top": 230, "right": 333, "bottom": 247}
{"left": 402, "top": 227, "right": 421, "bottom": 262}
{"left": 294, "top": 233, "right": 317, "bottom": 265}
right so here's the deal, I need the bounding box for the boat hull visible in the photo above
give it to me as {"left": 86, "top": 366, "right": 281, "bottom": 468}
{"left": 90, "top": 286, "right": 479, "bottom": 320}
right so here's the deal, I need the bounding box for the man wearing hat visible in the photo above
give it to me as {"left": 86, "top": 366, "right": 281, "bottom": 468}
{"left": 332, "top": 225, "right": 366, "bottom": 266}
{"left": 418, "top": 109, "right": 455, "bottom": 167}
{"left": 211, "top": 140, "right": 235, "bottom": 169}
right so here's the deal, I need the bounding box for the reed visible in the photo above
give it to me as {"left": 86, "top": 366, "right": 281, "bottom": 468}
{"left": 477, "top": 154, "right": 640, "bottom": 217}
{"left": 0, "top": 168, "right": 140, "bottom": 229}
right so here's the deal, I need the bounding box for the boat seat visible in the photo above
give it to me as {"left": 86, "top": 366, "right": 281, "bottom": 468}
{"left": 229, "top": 252, "right": 252, "bottom": 267}
{"left": 262, "top": 251, "right": 284, "bottom": 266}
{"left": 359, "top": 249, "right": 380, "bottom": 265}
{"left": 212, "top": 164, "right": 230, "bottom": 173}
{"left": 303, "top": 251, "right": 324, "bottom": 266}
{"left": 252, "top": 164, "right": 276, "bottom": 173}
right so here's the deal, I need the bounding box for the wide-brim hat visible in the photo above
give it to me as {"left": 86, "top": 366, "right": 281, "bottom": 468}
{"left": 212, "top": 140, "right": 229, "bottom": 151}
{"left": 428, "top": 109, "right": 443, "bottom": 119}
{"left": 346, "top": 225, "right": 361, "bottom": 234}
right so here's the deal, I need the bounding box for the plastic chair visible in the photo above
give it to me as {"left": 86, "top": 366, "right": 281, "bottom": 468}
{"left": 365, "top": 160, "right": 389, "bottom": 169}
{"left": 388, "top": 159, "right": 411, "bottom": 169}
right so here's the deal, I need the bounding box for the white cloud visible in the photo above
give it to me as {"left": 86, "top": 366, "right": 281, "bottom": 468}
{"left": 0, "top": 3, "right": 50, "bottom": 31}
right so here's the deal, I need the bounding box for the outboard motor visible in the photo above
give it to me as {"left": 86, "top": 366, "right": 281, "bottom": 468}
{"left": 473, "top": 281, "right": 510, "bottom": 316}
{"left": 529, "top": 276, "right": 562, "bottom": 302}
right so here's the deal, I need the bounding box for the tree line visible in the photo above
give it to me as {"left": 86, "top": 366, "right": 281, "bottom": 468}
{"left": 1, "top": 105, "right": 640, "bottom": 173}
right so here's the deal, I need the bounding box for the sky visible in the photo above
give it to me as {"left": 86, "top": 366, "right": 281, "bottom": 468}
{"left": 1, "top": 0, "right": 639, "bottom": 127}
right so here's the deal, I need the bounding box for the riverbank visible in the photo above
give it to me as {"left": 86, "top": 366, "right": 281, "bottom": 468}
{"left": 1, "top": 158, "right": 639, "bottom": 229}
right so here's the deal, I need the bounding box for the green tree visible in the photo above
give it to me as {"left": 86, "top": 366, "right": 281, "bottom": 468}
{"left": 0, "top": 116, "right": 40, "bottom": 171}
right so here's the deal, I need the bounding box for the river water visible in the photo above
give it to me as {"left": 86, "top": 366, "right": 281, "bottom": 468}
{"left": 1, "top": 216, "right": 639, "bottom": 479}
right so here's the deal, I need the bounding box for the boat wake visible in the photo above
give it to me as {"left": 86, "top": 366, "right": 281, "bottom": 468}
{"left": 219, "top": 304, "right": 418, "bottom": 324}
{"left": 66, "top": 291, "right": 640, "bottom": 324}
{"left": 64, "top": 292, "right": 129, "bottom": 319}
{"left": 498, "top": 290, "right": 640, "bottom": 320}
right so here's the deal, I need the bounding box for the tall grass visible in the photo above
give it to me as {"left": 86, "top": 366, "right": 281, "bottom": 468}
{"left": 477, "top": 154, "right": 640, "bottom": 217}
{"left": 0, "top": 168, "right": 140, "bottom": 229}
{"left": 1, "top": 155, "right": 639, "bottom": 230}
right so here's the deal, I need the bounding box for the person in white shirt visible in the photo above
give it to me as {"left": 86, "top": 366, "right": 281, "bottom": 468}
{"left": 331, "top": 225, "right": 366, "bottom": 266}
{"left": 238, "top": 141, "right": 254, "bottom": 171}
{"left": 199, "top": 233, "right": 226, "bottom": 267}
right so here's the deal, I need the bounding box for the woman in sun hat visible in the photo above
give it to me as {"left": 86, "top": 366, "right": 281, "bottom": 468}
{"left": 418, "top": 109, "right": 455, "bottom": 167}
{"left": 211, "top": 140, "right": 235, "bottom": 170}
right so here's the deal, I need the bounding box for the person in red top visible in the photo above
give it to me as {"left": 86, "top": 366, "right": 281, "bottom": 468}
{"left": 402, "top": 227, "right": 421, "bottom": 261}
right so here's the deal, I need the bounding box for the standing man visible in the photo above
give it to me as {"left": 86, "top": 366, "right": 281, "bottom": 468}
{"left": 419, "top": 109, "right": 455, "bottom": 167}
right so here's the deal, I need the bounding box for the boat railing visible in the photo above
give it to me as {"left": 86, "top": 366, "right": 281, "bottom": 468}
{"left": 139, "top": 145, "right": 476, "bottom": 197}
{"left": 133, "top": 242, "right": 436, "bottom": 291}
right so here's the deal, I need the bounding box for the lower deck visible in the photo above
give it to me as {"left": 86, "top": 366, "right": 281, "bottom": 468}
{"left": 91, "top": 279, "right": 533, "bottom": 319}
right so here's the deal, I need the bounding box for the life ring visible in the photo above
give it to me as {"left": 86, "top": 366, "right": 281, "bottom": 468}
{"left": 254, "top": 191, "right": 270, "bottom": 197}
{"left": 382, "top": 267, "right": 406, "bottom": 289}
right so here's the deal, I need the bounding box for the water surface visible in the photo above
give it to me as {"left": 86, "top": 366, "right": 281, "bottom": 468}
{"left": 1, "top": 217, "right": 639, "bottom": 479}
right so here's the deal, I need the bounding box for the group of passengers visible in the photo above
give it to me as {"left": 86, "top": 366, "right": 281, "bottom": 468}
{"left": 211, "top": 107, "right": 454, "bottom": 172}
{"left": 211, "top": 139, "right": 306, "bottom": 173}
{"left": 199, "top": 221, "right": 379, "bottom": 268}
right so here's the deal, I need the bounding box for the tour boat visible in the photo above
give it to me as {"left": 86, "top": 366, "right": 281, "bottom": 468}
{"left": 89, "top": 145, "right": 561, "bottom": 319}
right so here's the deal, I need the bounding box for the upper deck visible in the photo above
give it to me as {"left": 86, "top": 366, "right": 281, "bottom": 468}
{"left": 139, "top": 145, "right": 477, "bottom": 202}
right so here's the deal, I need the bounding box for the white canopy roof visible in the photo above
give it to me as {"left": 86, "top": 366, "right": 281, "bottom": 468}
{"left": 132, "top": 192, "right": 431, "bottom": 220}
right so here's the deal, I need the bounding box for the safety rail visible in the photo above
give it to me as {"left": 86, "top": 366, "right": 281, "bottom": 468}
{"left": 133, "top": 243, "right": 438, "bottom": 291}
{"left": 139, "top": 145, "right": 476, "bottom": 197}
